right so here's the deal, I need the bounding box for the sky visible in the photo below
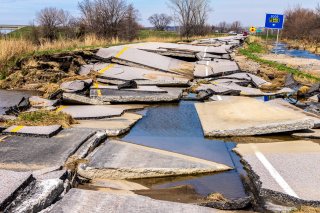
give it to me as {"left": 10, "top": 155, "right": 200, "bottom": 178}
{"left": 0, "top": 0, "right": 319, "bottom": 27}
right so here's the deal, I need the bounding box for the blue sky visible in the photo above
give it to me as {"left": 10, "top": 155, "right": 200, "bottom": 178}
{"left": 0, "top": 0, "right": 319, "bottom": 27}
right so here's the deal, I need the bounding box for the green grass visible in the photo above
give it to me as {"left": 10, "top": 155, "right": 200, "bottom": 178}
{"left": 239, "top": 42, "right": 320, "bottom": 81}
{"left": 7, "top": 26, "right": 33, "bottom": 39}
{"left": 137, "top": 30, "right": 180, "bottom": 40}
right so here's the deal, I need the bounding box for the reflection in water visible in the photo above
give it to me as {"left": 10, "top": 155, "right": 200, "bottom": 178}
{"left": 122, "top": 101, "right": 247, "bottom": 199}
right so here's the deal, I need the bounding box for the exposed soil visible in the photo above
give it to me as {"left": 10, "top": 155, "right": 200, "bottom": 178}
{"left": 0, "top": 50, "right": 98, "bottom": 97}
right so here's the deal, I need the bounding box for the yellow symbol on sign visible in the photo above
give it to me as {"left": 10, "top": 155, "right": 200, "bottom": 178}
{"left": 249, "top": 26, "right": 256, "bottom": 33}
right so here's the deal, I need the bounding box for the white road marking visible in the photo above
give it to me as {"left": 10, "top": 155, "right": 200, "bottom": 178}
{"left": 251, "top": 144, "right": 299, "bottom": 198}
{"left": 205, "top": 61, "right": 210, "bottom": 76}
{"left": 203, "top": 47, "right": 208, "bottom": 58}
{"left": 217, "top": 95, "right": 222, "bottom": 101}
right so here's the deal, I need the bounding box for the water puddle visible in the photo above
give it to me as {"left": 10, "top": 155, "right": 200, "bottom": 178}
{"left": 273, "top": 43, "right": 320, "bottom": 60}
{"left": 120, "top": 101, "right": 248, "bottom": 200}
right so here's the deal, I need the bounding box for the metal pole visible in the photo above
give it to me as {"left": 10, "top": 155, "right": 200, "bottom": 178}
{"left": 266, "top": 28, "right": 269, "bottom": 49}
{"left": 275, "top": 29, "right": 280, "bottom": 54}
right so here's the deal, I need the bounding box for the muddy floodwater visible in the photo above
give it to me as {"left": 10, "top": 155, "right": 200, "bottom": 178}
{"left": 121, "top": 101, "right": 247, "bottom": 200}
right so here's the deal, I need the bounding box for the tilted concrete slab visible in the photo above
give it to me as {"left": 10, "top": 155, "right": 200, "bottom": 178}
{"left": 96, "top": 46, "right": 194, "bottom": 78}
{"left": 60, "top": 79, "right": 92, "bottom": 93}
{"left": 80, "top": 63, "right": 190, "bottom": 86}
{"left": 0, "top": 170, "right": 34, "bottom": 211}
{"left": 194, "top": 60, "right": 240, "bottom": 78}
{"left": 78, "top": 140, "right": 231, "bottom": 180}
{"left": 267, "top": 99, "right": 320, "bottom": 128}
{"left": 62, "top": 93, "right": 106, "bottom": 105}
{"left": 196, "top": 82, "right": 293, "bottom": 96}
{"left": 90, "top": 87, "right": 183, "bottom": 103}
{"left": 48, "top": 189, "right": 223, "bottom": 213}
{"left": 234, "top": 141, "right": 320, "bottom": 206}
{"left": 91, "top": 84, "right": 167, "bottom": 93}
{"left": 195, "top": 97, "right": 314, "bottom": 137}
{"left": 29, "top": 96, "right": 58, "bottom": 108}
{"left": 3, "top": 125, "right": 62, "bottom": 138}
{"left": 216, "top": 73, "right": 270, "bottom": 88}
{"left": 0, "top": 128, "right": 97, "bottom": 171}
{"left": 5, "top": 178, "right": 64, "bottom": 213}
{"left": 126, "top": 42, "right": 229, "bottom": 55}
{"left": 74, "top": 113, "right": 143, "bottom": 136}
{"left": 56, "top": 105, "right": 124, "bottom": 119}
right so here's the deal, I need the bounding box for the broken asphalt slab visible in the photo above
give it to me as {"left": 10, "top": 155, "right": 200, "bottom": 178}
{"left": 194, "top": 59, "right": 240, "bottom": 78}
{"left": 0, "top": 170, "right": 34, "bottom": 211}
{"left": 3, "top": 125, "right": 62, "bottom": 138}
{"left": 195, "top": 97, "right": 314, "bottom": 137}
{"left": 195, "top": 82, "right": 293, "bottom": 97}
{"left": 96, "top": 46, "right": 194, "bottom": 78}
{"left": 90, "top": 87, "right": 183, "bottom": 103}
{"left": 78, "top": 140, "right": 231, "bottom": 180}
{"left": 73, "top": 113, "right": 143, "bottom": 136}
{"left": 0, "top": 128, "right": 98, "bottom": 171}
{"left": 80, "top": 63, "right": 190, "bottom": 86}
{"left": 234, "top": 141, "right": 320, "bottom": 206}
{"left": 267, "top": 99, "right": 320, "bottom": 128}
{"left": 56, "top": 105, "right": 124, "bottom": 119}
{"left": 47, "top": 188, "right": 225, "bottom": 213}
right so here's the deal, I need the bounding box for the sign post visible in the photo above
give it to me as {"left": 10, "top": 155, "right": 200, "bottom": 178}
{"left": 265, "top": 13, "right": 284, "bottom": 54}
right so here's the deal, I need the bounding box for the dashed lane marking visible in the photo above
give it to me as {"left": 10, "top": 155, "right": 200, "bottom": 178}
{"left": 251, "top": 144, "right": 299, "bottom": 198}
{"left": 10, "top": 126, "right": 24, "bottom": 133}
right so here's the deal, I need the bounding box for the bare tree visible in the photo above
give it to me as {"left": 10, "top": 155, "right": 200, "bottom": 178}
{"left": 36, "top": 7, "right": 71, "bottom": 41}
{"left": 168, "top": 0, "right": 211, "bottom": 37}
{"left": 148, "top": 13, "right": 172, "bottom": 31}
{"left": 78, "top": 0, "right": 139, "bottom": 40}
{"left": 283, "top": 5, "right": 319, "bottom": 41}
{"left": 230, "top": 21, "right": 242, "bottom": 33}
{"left": 218, "top": 21, "right": 227, "bottom": 33}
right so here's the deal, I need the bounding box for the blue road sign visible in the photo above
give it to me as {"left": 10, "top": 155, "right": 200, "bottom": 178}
{"left": 265, "top": 14, "right": 284, "bottom": 29}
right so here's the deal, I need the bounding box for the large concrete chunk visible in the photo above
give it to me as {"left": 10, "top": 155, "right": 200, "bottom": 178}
{"left": 48, "top": 189, "right": 221, "bottom": 213}
{"left": 196, "top": 82, "right": 293, "bottom": 96}
{"left": 96, "top": 46, "right": 194, "bottom": 78}
{"left": 80, "top": 63, "right": 190, "bottom": 86}
{"left": 127, "top": 42, "right": 229, "bottom": 55}
{"left": 0, "top": 128, "right": 96, "bottom": 171}
{"left": 90, "top": 87, "right": 183, "bottom": 103}
{"left": 0, "top": 90, "right": 31, "bottom": 115}
{"left": 56, "top": 105, "right": 124, "bottom": 119}
{"left": 0, "top": 170, "right": 34, "bottom": 211}
{"left": 78, "top": 140, "right": 231, "bottom": 180}
{"left": 91, "top": 84, "right": 167, "bottom": 93}
{"left": 195, "top": 97, "right": 314, "bottom": 137}
{"left": 234, "top": 141, "right": 320, "bottom": 205}
{"left": 5, "top": 179, "right": 64, "bottom": 213}
{"left": 267, "top": 99, "right": 320, "bottom": 128}
{"left": 217, "top": 73, "right": 270, "bottom": 88}
{"left": 3, "top": 125, "right": 62, "bottom": 138}
{"left": 74, "top": 113, "right": 143, "bottom": 136}
{"left": 194, "top": 60, "right": 240, "bottom": 78}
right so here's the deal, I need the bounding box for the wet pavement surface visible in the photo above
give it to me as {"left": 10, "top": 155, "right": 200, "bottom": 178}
{"left": 121, "top": 101, "right": 247, "bottom": 199}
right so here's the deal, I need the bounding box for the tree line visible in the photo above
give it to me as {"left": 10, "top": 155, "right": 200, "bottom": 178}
{"left": 283, "top": 5, "right": 320, "bottom": 42}
{"left": 26, "top": 0, "right": 243, "bottom": 43}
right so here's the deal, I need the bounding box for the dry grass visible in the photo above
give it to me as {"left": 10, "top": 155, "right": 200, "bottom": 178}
{"left": 0, "top": 34, "right": 118, "bottom": 67}
{"left": 293, "top": 206, "right": 320, "bottom": 213}
{"left": 5, "top": 110, "right": 77, "bottom": 128}
{"left": 0, "top": 33, "right": 222, "bottom": 69}
{"left": 206, "top": 193, "right": 228, "bottom": 202}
